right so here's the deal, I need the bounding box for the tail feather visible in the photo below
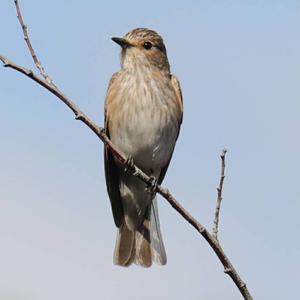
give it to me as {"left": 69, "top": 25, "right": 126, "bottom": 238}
{"left": 135, "top": 214, "right": 152, "bottom": 267}
{"left": 113, "top": 222, "right": 135, "bottom": 266}
{"left": 149, "top": 198, "right": 167, "bottom": 265}
{"left": 113, "top": 198, "right": 166, "bottom": 267}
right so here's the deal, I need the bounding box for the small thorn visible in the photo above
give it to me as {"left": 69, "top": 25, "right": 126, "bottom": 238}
{"left": 75, "top": 114, "right": 83, "bottom": 120}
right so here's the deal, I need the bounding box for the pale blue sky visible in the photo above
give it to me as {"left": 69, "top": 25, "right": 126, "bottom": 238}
{"left": 1, "top": 1, "right": 300, "bottom": 299}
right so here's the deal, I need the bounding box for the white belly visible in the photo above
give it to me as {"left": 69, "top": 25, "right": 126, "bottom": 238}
{"left": 117, "top": 107, "right": 177, "bottom": 169}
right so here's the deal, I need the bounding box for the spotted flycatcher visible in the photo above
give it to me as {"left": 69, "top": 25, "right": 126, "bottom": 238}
{"left": 104, "top": 28, "right": 183, "bottom": 267}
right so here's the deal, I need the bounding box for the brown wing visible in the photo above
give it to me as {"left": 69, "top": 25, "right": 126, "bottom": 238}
{"left": 104, "top": 72, "right": 124, "bottom": 228}
{"left": 158, "top": 74, "right": 183, "bottom": 184}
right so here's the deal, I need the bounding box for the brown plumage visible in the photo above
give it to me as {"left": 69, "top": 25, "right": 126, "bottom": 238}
{"left": 104, "top": 28, "right": 183, "bottom": 267}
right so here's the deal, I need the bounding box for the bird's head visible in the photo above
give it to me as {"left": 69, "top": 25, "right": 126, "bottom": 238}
{"left": 112, "top": 28, "right": 170, "bottom": 73}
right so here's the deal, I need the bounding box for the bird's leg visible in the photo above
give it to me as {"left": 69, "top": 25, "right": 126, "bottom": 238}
{"left": 124, "top": 155, "right": 135, "bottom": 173}
{"left": 145, "top": 176, "right": 158, "bottom": 194}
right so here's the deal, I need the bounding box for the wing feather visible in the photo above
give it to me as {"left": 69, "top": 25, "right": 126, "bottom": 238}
{"left": 104, "top": 72, "right": 124, "bottom": 227}
{"left": 158, "top": 74, "right": 183, "bottom": 184}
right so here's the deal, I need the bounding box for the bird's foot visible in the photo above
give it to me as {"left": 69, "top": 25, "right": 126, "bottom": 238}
{"left": 145, "top": 176, "right": 158, "bottom": 193}
{"left": 124, "top": 155, "right": 134, "bottom": 173}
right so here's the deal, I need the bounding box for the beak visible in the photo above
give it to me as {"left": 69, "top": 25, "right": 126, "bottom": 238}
{"left": 111, "top": 37, "right": 130, "bottom": 49}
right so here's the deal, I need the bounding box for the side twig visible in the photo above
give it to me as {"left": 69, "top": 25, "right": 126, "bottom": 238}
{"left": 14, "top": 0, "right": 55, "bottom": 86}
{"left": 213, "top": 149, "right": 227, "bottom": 240}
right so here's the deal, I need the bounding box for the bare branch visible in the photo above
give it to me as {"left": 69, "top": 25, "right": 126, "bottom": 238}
{"left": 213, "top": 149, "right": 227, "bottom": 240}
{"left": 1, "top": 3, "right": 254, "bottom": 299}
{"left": 14, "top": 0, "right": 55, "bottom": 86}
{"left": 0, "top": 54, "right": 253, "bottom": 300}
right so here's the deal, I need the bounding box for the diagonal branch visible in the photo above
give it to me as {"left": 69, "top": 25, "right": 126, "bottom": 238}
{"left": 0, "top": 53, "right": 253, "bottom": 300}
{"left": 213, "top": 149, "right": 227, "bottom": 240}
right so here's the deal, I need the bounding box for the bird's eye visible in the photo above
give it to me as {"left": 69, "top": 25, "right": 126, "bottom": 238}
{"left": 143, "top": 41, "right": 152, "bottom": 50}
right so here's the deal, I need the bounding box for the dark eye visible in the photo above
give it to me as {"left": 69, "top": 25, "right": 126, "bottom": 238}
{"left": 143, "top": 41, "right": 152, "bottom": 50}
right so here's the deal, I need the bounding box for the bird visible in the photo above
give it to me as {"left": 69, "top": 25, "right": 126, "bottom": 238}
{"left": 104, "top": 28, "right": 183, "bottom": 267}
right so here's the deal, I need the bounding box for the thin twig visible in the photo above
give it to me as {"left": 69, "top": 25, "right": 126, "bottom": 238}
{"left": 14, "top": 0, "right": 55, "bottom": 86}
{"left": 0, "top": 54, "right": 253, "bottom": 300}
{"left": 213, "top": 149, "right": 227, "bottom": 240}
